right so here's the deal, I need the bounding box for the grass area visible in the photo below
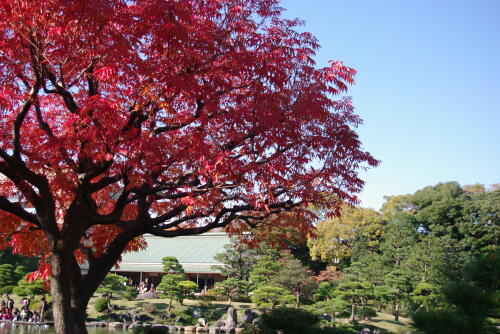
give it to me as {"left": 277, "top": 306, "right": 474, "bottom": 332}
{"left": 353, "top": 312, "right": 415, "bottom": 333}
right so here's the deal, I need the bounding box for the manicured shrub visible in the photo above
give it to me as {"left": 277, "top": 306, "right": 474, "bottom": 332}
{"left": 142, "top": 303, "right": 157, "bottom": 314}
{"left": 0, "top": 285, "right": 15, "bottom": 294}
{"left": 251, "top": 286, "right": 294, "bottom": 309}
{"left": 12, "top": 275, "right": 47, "bottom": 297}
{"left": 204, "top": 288, "right": 225, "bottom": 301}
{"left": 94, "top": 298, "right": 109, "bottom": 313}
{"left": 122, "top": 286, "right": 138, "bottom": 301}
{"left": 259, "top": 307, "right": 320, "bottom": 334}
{"left": 171, "top": 309, "right": 197, "bottom": 326}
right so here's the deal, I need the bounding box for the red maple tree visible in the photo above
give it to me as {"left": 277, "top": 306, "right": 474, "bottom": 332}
{"left": 0, "top": 0, "right": 377, "bottom": 332}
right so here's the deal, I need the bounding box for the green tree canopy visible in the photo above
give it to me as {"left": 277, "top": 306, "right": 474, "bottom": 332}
{"left": 380, "top": 212, "right": 417, "bottom": 267}
{"left": 177, "top": 280, "right": 198, "bottom": 301}
{"left": 13, "top": 274, "right": 47, "bottom": 297}
{"left": 412, "top": 282, "right": 441, "bottom": 312}
{"left": 158, "top": 274, "right": 183, "bottom": 311}
{"left": 158, "top": 256, "right": 190, "bottom": 310}
{"left": 97, "top": 273, "right": 127, "bottom": 296}
{"left": 162, "top": 256, "right": 185, "bottom": 274}
{"left": 251, "top": 286, "right": 295, "bottom": 310}
{"left": 213, "top": 277, "right": 249, "bottom": 306}
{"left": 96, "top": 273, "right": 129, "bottom": 308}
{"left": 275, "top": 258, "right": 318, "bottom": 308}
{"left": 249, "top": 255, "right": 282, "bottom": 288}
{"left": 334, "top": 281, "right": 373, "bottom": 322}
{"left": 309, "top": 298, "right": 350, "bottom": 324}
{"left": 212, "top": 241, "right": 256, "bottom": 280}
{"left": 0, "top": 264, "right": 16, "bottom": 288}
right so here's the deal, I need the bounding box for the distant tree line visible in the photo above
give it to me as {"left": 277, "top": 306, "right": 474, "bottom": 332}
{"left": 212, "top": 182, "right": 499, "bottom": 333}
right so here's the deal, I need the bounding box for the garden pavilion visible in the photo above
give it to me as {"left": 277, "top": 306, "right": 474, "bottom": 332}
{"left": 111, "top": 232, "right": 230, "bottom": 291}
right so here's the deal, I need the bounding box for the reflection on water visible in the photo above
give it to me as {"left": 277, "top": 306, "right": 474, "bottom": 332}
{"left": 0, "top": 323, "right": 130, "bottom": 334}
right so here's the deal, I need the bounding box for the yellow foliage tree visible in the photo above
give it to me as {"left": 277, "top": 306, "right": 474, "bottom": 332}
{"left": 308, "top": 205, "right": 383, "bottom": 264}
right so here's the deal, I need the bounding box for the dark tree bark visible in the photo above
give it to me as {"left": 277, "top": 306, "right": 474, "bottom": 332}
{"left": 51, "top": 252, "right": 88, "bottom": 334}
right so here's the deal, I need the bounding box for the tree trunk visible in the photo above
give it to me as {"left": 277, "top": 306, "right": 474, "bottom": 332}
{"left": 295, "top": 292, "right": 300, "bottom": 309}
{"left": 168, "top": 299, "right": 173, "bottom": 312}
{"left": 394, "top": 299, "right": 400, "bottom": 322}
{"left": 349, "top": 299, "right": 356, "bottom": 323}
{"left": 48, "top": 209, "right": 147, "bottom": 334}
{"left": 106, "top": 294, "right": 112, "bottom": 310}
{"left": 51, "top": 252, "right": 88, "bottom": 334}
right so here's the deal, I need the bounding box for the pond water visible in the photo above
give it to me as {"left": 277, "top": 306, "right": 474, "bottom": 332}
{"left": 0, "top": 323, "right": 327, "bottom": 334}
{"left": 0, "top": 323, "right": 129, "bottom": 334}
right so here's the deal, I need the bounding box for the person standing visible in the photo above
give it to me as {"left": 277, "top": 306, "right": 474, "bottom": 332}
{"left": 6, "top": 295, "right": 14, "bottom": 314}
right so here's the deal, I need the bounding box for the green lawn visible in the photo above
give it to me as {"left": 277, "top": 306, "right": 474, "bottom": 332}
{"left": 347, "top": 312, "right": 416, "bottom": 333}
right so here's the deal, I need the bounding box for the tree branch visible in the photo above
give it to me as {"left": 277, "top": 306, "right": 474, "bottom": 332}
{"left": 0, "top": 195, "right": 40, "bottom": 226}
{"left": 13, "top": 79, "right": 41, "bottom": 158}
{"left": 89, "top": 175, "right": 123, "bottom": 193}
{"left": 42, "top": 64, "right": 79, "bottom": 113}
{"left": 153, "top": 99, "right": 207, "bottom": 134}
{"left": 147, "top": 211, "right": 237, "bottom": 237}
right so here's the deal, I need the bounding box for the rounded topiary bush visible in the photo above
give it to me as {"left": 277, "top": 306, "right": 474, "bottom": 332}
{"left": 259, "top": 307, "right": 320, "bottom": 334}
{"left": 94, "top": 298, "right": 109, "bottom": 313}
{"left": 142, "top": 303, "right": 157, "bottom": 314}
{"left": 204, "top": 288, "right": 225, "bottom": 301}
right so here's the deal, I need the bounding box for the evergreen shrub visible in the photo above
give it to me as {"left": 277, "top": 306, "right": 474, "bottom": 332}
{"left": 94, "top": 298, "right": 109, "bottom": 313}
{"left": 259, "top": 307, "right": 320, "bottom": 334}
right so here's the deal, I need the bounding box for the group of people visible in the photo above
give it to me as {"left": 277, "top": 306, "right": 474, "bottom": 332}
{"left": 137, "top": 279, "right": 156, "bottom": 294}
{"left": 0, "top": 296, "right": 47, "bottom": 323}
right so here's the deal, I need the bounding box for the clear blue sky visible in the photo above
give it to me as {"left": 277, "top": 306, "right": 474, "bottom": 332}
{"left": 281, "top": 0, "right": 500, "bottom": 210}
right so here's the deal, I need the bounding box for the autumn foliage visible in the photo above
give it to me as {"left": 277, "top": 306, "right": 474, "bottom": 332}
{"left": 0, "top": 0, "right": 376, "bottom": 332}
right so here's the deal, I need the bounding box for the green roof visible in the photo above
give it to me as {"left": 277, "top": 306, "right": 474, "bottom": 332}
{"left": 113, "top": 232, "right": 230, "bottom": 274}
